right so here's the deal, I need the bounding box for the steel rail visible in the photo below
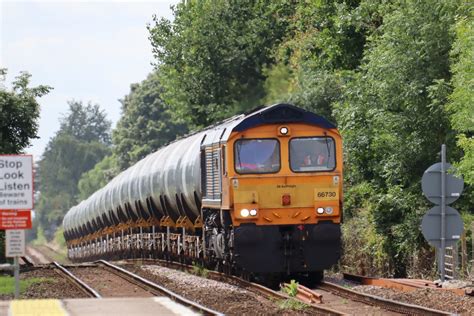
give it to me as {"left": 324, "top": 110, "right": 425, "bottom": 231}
{"left": 20, "top": 256, "right": 35, "bottom": 267}
{"left": 212, "top": 273, "right": 344, "bottom": 315}
{"left": 52, "top": 261, "right": 102, "bottom": 298}
{"left": 124, "top": 258, "right": 344, "bottom": 315}
{"left": 98, "top": 260, "right": 224, "bottom": 316}
{"left": 318, "top": 281, "right": 453, "bottom": 316}
{"left": 343, "top": 272, "right": 469, "bottom": 297}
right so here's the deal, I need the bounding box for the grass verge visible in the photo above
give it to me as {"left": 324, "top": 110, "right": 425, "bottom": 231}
{"left": 0, "top": 276, "right": 50, "bottom": 295}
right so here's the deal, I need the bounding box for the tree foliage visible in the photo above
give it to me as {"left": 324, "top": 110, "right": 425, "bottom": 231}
{"left": 0, "top": 69, "right": 52, "bottom": 153}
{"left": 264, "top": 1, "right": 366, "bottom": 120}
{"left": 448, "top": 4, "right": 474, "bottom": 184}
{"left": 334, "top": 0, "right": 461, "bottom": 276}
{"left": 78, "top": 155, "right": 118, "bottom": 200}
{"left": 37, "top": 101, "right": 111, "bottom": 237}
{"left": 112, "top": 71, "right": 187, "bottom": 170}
{"left": 148, "top": 1, "right": 293, "bottom": 127}
{"left": 59, "top": 100, "right": 111, "bottom": 145}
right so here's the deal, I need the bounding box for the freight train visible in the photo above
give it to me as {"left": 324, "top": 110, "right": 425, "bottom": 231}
{"left": 63, "top": 103, "right": 343, "bottom": 286}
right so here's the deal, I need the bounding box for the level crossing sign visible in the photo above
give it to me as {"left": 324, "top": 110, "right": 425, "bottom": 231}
{"left": 0, "top": 155, "right": 34, "bottom": 210}
{"left": 0, "top": 210, "right": 32, "bottom": 229}
{"left": 422, "top": 162, "right": 464, "bottom": 205}
{"left": 0, "top": 154, "right": 33, "bottom": 299}
{"left": 6, "top": 229, "right": 26, "bottom": 257}
{"left": 420, "top": 145, "right": 464, "bottom": 282}
{"left": 421, "top": 206, "right": 464, "bottom": 248}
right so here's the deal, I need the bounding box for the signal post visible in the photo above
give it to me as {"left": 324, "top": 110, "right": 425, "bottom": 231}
{"left": 0, "top": 155, "right": 33, "bottom": 299}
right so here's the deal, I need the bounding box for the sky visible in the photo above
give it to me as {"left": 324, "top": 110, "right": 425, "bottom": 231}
{"left": 0, "top": 0, "right": 177, "bottom": 159}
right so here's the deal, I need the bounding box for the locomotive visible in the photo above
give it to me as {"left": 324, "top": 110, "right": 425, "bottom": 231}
{"left": 63, "top": 103, "right": 343, "bottom": 285}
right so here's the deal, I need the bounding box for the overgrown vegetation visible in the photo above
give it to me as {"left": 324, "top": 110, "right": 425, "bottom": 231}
{"left": 281, "top": 279, "right": 299, "bottom": 297}
{"left": 29, "top": 0, "right": 472, "bottom": 277}
{"left": 191, "top": 261, "right": 209, "bottom": 278}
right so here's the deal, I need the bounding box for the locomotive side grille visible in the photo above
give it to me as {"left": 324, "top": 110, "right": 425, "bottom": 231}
{"left": 203, "top": 145, "right": 222, "bottom": 203}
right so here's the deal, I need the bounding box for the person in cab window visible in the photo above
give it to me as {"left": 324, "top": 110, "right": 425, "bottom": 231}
{"left": 316, "top": 151, "right": 327, "bottom": 165}
{"left": 302, "top": 150, "right": 326, "bottom": 168}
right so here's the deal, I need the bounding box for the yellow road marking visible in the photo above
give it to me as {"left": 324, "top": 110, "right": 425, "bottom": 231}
{"left": 10, "top": 299, "right": 67, "bottom": 316}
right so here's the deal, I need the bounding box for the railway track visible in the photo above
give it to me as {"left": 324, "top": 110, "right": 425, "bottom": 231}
{"left": 315, "top": 281, "right": 452, "bottom": 316}
{"left": 19, "top": 256, "right": 35, "bottom": 267}
{"left": 123, "top": 258, "right": 453, "bottom": 315}
{"left": 52, "top": 260, "right": 222, "bottom": 315}
{"left": 52, "top": 262, "right": 101, "bottom": 298}
{"left": 21, "top": 257, "right": 455, "bottom": 315}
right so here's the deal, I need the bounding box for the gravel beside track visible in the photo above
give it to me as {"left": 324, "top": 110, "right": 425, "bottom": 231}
{"left": 125, "top": 264, "right": 313, "bottom": 315}
{"left": 67, "top": 266, "right": 155, "bottom": 297}
{"left": 353, "top": 285, "right": 473, "bottom": 315}
{"left": 312, "top": 286, "right": 401, "bottom": 315}
{"left": 0, "top": 268, "right": 89, "bottom": 300}
{"left": 326, "top": 273, "right": 472, "bottom": 315}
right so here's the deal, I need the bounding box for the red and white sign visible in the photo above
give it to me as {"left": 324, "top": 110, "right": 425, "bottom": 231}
{"left": 0, "top": 210, "right": 32, "bottom": 229}
{"left": 0, "top": 155, "right": 33, "bottom": 210}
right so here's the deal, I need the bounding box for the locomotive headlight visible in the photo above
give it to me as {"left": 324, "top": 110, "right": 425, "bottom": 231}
{"left": 316, "top": 207, "right": 325, "bottom": 214}
{"left": 240, "top": 209, "right": 250, "bottom": 217}
{"left": 325, "top": 207, "right": 334, "bottom": 215}
{"left": 249, "top": 209, "right": 258, "bottom": 216}
{"left": 280, "top": 127, "right": 289, "bottom": 135}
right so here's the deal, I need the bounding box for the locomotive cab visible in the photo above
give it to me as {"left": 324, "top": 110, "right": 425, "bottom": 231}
{"left": 201, "top": 104, "right": 342, "bottom": 281}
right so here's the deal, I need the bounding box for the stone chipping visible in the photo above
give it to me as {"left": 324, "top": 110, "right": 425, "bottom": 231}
{"left": 130, "top": 264, "right": 312, "bottom": 315}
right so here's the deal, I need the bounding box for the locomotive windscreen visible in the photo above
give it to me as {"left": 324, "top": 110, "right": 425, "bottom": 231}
{"left": 289, "top": 137, "right": 336, "bottom": 172}
{"left": 234, "top": 138, "right": 280, "bottom": 174}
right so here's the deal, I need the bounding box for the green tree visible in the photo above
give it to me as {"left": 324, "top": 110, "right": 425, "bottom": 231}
{"left": 59, "top": 100, "right": 111, "bottom": 145}
{"left": 0, "top": 69, "right": 51, "bottom": 153}
{"left": 37, "top": 101, "right": 111, "bottom": 238}
{"left": 113, "top": 71, "right": 187, "bottom": 170}
{"left": 148, "top": 1, "right": 293, "bottom": 127}
{"left": 263, "top": 0, "right": 367, "bottom": 120}
{"left": 78, "top": 155, "right": 118, "bottom": 200}
{"left": 335, "top": 0, "right": 460, "bottom": 276}
{"left": 448, "top": 4, "right": 474, "bottom": 184}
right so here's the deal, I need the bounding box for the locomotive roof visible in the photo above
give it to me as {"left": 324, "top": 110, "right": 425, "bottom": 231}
{"left": 201, "top": 103, "right": 336, "bottom": 146}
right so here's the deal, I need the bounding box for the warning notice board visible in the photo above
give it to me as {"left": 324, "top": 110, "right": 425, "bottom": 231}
{"left": 6, "top": 229, "right": 25, "bottom": 257}
{"left": 0, "top": 210, "right": 32, "bottom": 229}
{"left": 0, "top": 155, "right": 33, "bottom": 210}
